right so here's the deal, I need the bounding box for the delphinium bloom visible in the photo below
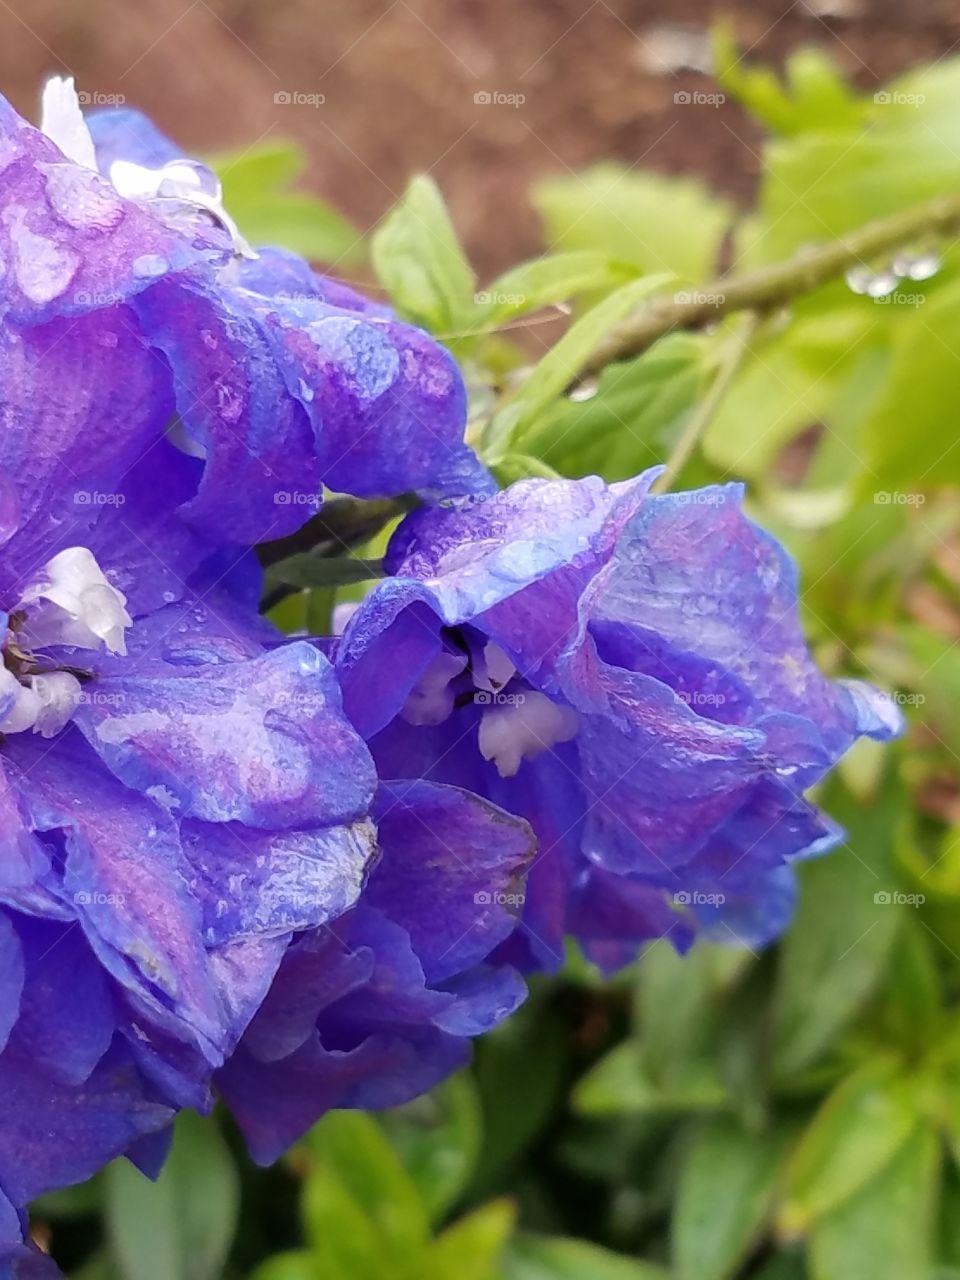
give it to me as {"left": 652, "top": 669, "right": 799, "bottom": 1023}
{"left": 218, "top": 779, "right": 533, "bottom": 1164}
{"left": 0, "top": 79, "right": 504, "bottom": 1275}
{"left": 334, "top": 471, "right": 903, "bottom": 973}
{"left": 2, "top": 76, "right": 490, "bottom": 550}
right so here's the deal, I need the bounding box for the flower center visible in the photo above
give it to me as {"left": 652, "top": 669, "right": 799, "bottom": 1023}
{"left": 0, "top": 547, "right": 131, "bottom": 738}
{"left": 400, "top": 635, "right": 578, "bottom": 779}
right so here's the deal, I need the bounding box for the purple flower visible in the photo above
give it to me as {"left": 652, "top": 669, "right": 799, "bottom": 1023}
{"left": 219, "top": 779, "right": 533, "bottom": 1164}
{"left": 0, "top": 556, "right": 379, "bottom": 1268}
{"left": 0, "top": 79, "right": 496, "bottom": 1271}
{"left": 334, "top": 471, "right": 903, "bottom": 973}
{"left": 0, "top": 78, "right": 490, "bottom": 551}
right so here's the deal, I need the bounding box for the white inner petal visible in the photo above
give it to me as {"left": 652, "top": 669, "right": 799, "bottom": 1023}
{"left": 19, "top": 546, "right": 132, "bottom": 655}
{"left": 40, "top": 76, "right": 98, "bottom": 171}
{"left": 478, "top": 690, "right": 579, "bottom": 778}
{"left": 401, "top": 650, "right": 468, "bottom": 726}
{"left": 479, "top": 640, "right": 516, "bottom": 692}
{"left": 30, "top": 670, "right": 83, "bottom": 738}
{"left": 0, "top": 665, "right": 42, "bottom": 734}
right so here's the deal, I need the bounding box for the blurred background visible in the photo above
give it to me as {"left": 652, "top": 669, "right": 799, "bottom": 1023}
{"left": 1, "top": 0, "right": 957, "bottom": 275}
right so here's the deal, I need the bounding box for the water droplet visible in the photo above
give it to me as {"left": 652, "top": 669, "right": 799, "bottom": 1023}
{"left": 570, "top": 377, "right": 600, "bottom": 403}
{"left": 865, "top": 270, "right": 900, "bottom": 298}
{"left": 845, "top": 265, "right": 873, "bottom": 295}
{"left": 906, "top": 251, "right": 941, "bottom": 281}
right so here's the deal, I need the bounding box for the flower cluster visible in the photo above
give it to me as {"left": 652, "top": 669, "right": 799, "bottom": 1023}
{"left": 0, "top": 80, "right": 901, "bottom": 1274}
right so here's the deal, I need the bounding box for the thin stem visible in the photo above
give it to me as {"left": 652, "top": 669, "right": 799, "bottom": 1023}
{"left": 257, "top": 495, "right": 413, "bottom": 569}
{"left": 652, "top": 312, "right": 760, "bottom": 494}
{"left": 573, "top": 191, "right": 960, "bottom": 386}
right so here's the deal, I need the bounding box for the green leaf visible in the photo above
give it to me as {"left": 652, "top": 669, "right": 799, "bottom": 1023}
{"left": 939, "top": 1165, "right": 960, "bottom": 1269}
{"left": 939, "top": 1073, "right": 960, "bottom": 1171}
{"left": 379, "top": 1074, "right": 483, "bottom": 1222}
{"left": 861, "top": 277, "right": 960, "bottom": 487}
{"left": 488, "top": 454, "right": 563, "bottom": 486}
{"left": 263, "top": 552, "right": 385, "bottom": 591}
{"left": 301, "top": 1112, "right": 430, "bottom": 1276}
{"left": 212, "top": 141, "right": 363, "bottom": 263}
{"left": 534, "top": 165, "right": 733, "bottom": 282}
{"left": 300, "top": 1167, "right": 385, "bottom": 1280}
{"left": 32, "top": 1176, "right": 103, "bottom": 1219}
{"left": 880, "top": 915, "right": 944, "bottom": 1047}
{"left": 748, "top": 1251, "right": 807, "bottom": 1280}
{"left": 712, "top": 24, "right": 863, "bottom": 136}
{"left": 471, "top": 996, "right": 568, "bottom": 1193}
{"left": 104, "top": 1112, "right": 239, "bottom": 1280}
{"left": 701, "top": 304, "right": 885, "bottom": 481}
{"left": 739, "top": 58, "right": 960, "bottom": 263}
{"left": 69, "top": 1252, "right": 116, "bottom": 1280}
{"left": 808, "top": 1125, "right": 940, "bottom": 1280}
{"left": 638, "top": 940, "right": 753, "bottom": 1085}
{"left": 674, "top": 1117, "right": 793, "bottom": 1280}
{"left": 249, "top": 1253, "right": 322, "bottom": 1280}
{"left": 488, "top": 275, "right": 672, "bottom": 451}
{"left": 573, "top": 1042, "right": 727, "bottom": 1117}
{"left": 779, "top": 1059, "right": 922, "bottom": 1234}
{"left": 372, "top": 175, "right": 475, "bottom": 331}
{"left": 474, "top": 252, "right": 638, "bottom": 323}
{"left": 500, "top": 1234, "right": 668, "bottom": 1280}
{"left": 527, "top": 333, "right": 709, "bottom": 480}
{"left": 428, "top": 1199, "right": 515, "bottom": 1280}
{"left": 772, "top": 777, "right": 905, "bottom": 1079}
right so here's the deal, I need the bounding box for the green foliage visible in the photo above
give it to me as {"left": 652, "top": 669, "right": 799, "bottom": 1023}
{"left": 104, "top": 1112, "right": 240, "bottom": 1280}
{"left": 534, "top": 166, "right": 733, "bottom": 281}
{"left": 371, "top": 174, "right": 476, "bottom": 332}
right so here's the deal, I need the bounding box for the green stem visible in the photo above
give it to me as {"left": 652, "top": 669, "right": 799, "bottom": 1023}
{"left": 574, "top": 191, "right": 960, "bottom": 384}
{"left": 652, "top": 312, "right": 759, "bottom": 493}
